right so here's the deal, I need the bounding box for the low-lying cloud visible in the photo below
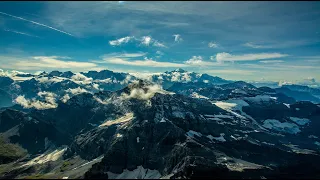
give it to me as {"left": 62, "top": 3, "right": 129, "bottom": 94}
{"left": 65, "top": 87, "right": 89, "bottom": 95}
{"left": 15, "top": 91, "right": 58, "bottom": 109}
{"left": 71, "top": 73, "right": 93, "bottom": 85}
{"left": 60, "top": 94, "right": 71, "bottom": 103}
{"left": 120, "top": 83, "right": 173, "bottom": 100}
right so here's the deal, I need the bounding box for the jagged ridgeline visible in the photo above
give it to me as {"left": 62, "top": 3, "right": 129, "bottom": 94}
{"left": 0, "top": 69, "right": 320, "bottom": 179}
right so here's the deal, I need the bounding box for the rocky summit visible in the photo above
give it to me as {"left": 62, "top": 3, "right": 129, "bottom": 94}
{"left": 0, "top": 69, "right": 320, "bottom": 179}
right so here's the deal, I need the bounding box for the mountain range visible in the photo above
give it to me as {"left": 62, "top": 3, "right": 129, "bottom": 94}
{"left": 0, "top": 69, "right": 320, "bottom": 179}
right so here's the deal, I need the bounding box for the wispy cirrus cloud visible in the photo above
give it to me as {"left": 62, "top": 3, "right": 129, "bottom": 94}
{"left": 243, "top": 42, "right": 270, "bottom": 49}
{"left": 0, "top": 11, "right": 74, "bottom": 37}
{"left": 243, "top": 40, "right": 320, "bottom": 49}
{"left": 29, "top": 56, "right": 96, "bottom": 68}
{"left": 214, "top": 52, "right": 289, "bottom": 62}
{"left": 205, "top": 69, "right": 256, "bottom": 75}
{"left": 4, "top": 29, "right": 40, "bottom": 38}
{"left": 295, "top": 56, "right": 320, "bottom": 63}
{"left": 96, "top": 52, "right": 146, "bottom": 59}
{"left": 241, "top": 63, "right": 320, "bottom": 71}
{"left": 0, "top": 55, "right": 97, "bottom": 71}
{"left": 109, "top": 36, "right": 167, "bottom": 47}
{"left": 153, "top": 41, "right": 166, "bottom": 48}
{"left": 98, "top": 52, "right": 186, "bottom": 67}
{"left": 259, "top": 60, "right": 284, "bottom": 63}
{"left": 102, "top": 57, "right": 187, "bottom": 67}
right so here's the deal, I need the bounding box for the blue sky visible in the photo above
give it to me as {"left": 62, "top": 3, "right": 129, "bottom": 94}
{"left": 0, "top": 1, "right": 319, "bottom": 82}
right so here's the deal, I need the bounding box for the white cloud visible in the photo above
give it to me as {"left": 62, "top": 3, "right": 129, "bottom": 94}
{"left": 185, "top": 56, "right": 203, "bottom": 64}
{"left": 278, "top": 80, "right": 294, "bottom": 86}
{"left": 120, "top": 83, "right": 173, "bottom": 100}
{"left": 214, "top": 52, "right": 289, "bottom": 62}
{"left": 65, "top": 87, "right": 89, "bottom": 95}
{"left": 141, "top": 36, "right": 167, "bottom": 48}
{"left": 184, "top": 56, "right": 221, "bottom": 66}
{"left": 173, "top": 34, "right": 183, "bottom": 42}
{"left": 93, "top": 83, "right": 100, "bottom": 90}
{"left": 0, "top": 69, "right": 31, "bottom": 77}
{"left": 60, "top": 94, "right": 71, "bottom": 103}
{"left": 71, "top": 73, "right": 93, "bottom": 85}
{"left": 129, "top": 72, "right": 161, "bottom": 81}
{"left": 37, "top": 91, "right": 57, "bottom": 105}
{"left": 141, "top": 36, "right": 152, "bottom": 46}
{"left": 109, "top": 36, "right": 135, "bottom": 46}
{"left": 34, "top": 71, "right": 45, "bottom": 75}
{"left": 37, "top": 76, "right": 67, "bottom": 84}
{"left": 0, "top": 69, "right": 5, "bottom": 77}
{"left": 15, "top": 91, "right": 58, "bottom": 109}
{"left": 208, "top": 42, "right": 218, "bottom": 48}
{"left": 109, "top": 36, "right": 166, "bottom": 48}
{"left": 259, "top": 60, "right": 284, "bottom": 63}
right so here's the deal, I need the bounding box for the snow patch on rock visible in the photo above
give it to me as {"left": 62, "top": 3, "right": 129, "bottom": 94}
{"left": 107, "top": 165, "right": 161, "bottom": 179}
{"left": 186, "top": 130, "right": 202, "bottom": 138}
{"left": 289, "top": 117, "right": 310, "bottom": 126}
{"left": 262, "top": 119, "right": 301, "bottom": 134}
{"left": 99, "top": 113, "right": 133, "bottom": 127}
{"left": 207, "top": 133, "right": 226, "bottom": 142}
{"left": 283, "top": 103, "right": 290, "bottom": 108}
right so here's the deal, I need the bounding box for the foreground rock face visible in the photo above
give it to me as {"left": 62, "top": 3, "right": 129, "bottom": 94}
{"left": 82, "top": 92, "right": 320, "bottom": 179}
{"left": 1, "top": 77, "right": 320, "bottom": 179}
